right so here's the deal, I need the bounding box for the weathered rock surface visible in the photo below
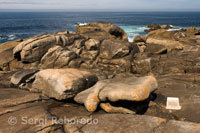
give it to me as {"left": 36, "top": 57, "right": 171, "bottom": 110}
{"left": 0, "top": 88, "right": 42, "bottom": 108}
{"left": 146, "top": 29, "right": 185, "bottom": 52}
{"left": 76, "top": 22, "right": 128, "bottom": 41}
{"left": 1, "top": 22, "right": 200, "bottom": 132}
{"left": 0, "top": 71, "right": 16, "bottom": 88}
{"left": 0, "top": 22, "right": 135, "bottom": 76}
{"left": 132, "top": 27, "right": 200, "bottom": 75}
{"left": 132, "top": 44, "right": 200, "bottom": 75}
{"left": 84, "top": 39, "right": 100, "bottom": 51}
{"left": 31, "top": 69, "right": 98, "bottom": 100}
{"left": 39, "top": 46, "right": 78, "bottom": 68}
{"left": 64, "top": 114, "right": 200, "bottom": 133}
{"left": 145, "top": 24, "right": 173, "bottom": 32}
{"left": 11, "top": 69, "right": 39, "bottom": 86}
{"left": 0, "top": 100, "right": 63, "bottom": 133}
{"left": 99, "top": 39, "right": 131, "bottom": 59}
{"left": 13, "top": 33, "right": 82, "bottom": 63}
{"left": 0, "top": 39, "right": 23, "bottom": 71}
{"left": 74, "top": 75, "right": 157, "bottom": 113}
{"left": 154, "top": 73, "right": 200, "bottom": 123}
{"left": 186, "top": 27, "right": 200, "bottom": 37}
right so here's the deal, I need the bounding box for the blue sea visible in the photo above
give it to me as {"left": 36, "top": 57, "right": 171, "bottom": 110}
{"left": 0, "top": 12, "right": 200, "bottom": 43}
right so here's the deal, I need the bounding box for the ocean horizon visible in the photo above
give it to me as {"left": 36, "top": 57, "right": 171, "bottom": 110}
{"left": 0, "top": 11, "right": 200, "bottom": 43}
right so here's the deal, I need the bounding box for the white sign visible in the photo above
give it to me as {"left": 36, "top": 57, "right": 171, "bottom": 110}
{"left": 166, "top": 97, "right": 181, "bottom": 110}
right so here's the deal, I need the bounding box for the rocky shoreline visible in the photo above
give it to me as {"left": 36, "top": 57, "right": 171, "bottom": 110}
{"left": 0, "top": 22, "right": 200, "bottom": 132}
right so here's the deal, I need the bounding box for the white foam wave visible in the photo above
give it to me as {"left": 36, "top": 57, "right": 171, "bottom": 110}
{"left": 8, "top": 34, "right": 16, "bottom": 40}
{"left": 0, "top": 34, "right": 16, "bottom": 41}
{"left": 167, "top": 27, "right": 182, "bottom": 31}
{"left": 76, "top": 22, "right": 88, "bottom": 26}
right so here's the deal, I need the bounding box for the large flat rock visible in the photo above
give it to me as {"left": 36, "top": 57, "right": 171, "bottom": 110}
{"left": 32, "top": 69, "right": 98, "bottom": 100}
{"left": 64, "top": 113, "right": 200, "bottom": 133}
{"left": 0, "top": 88, "right": 42, "bottom": 108}
{"left": 0, "top": 101, "right": 63, "bottom": 133}
{"left": 153, "top": 73, "right": 200, "bottom": 122}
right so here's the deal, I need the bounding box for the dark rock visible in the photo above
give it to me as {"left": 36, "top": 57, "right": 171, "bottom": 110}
{"left": 84, "top": 39, "right": 100, "bottom": 51}
{"left": 0, "top": 88, "right": 42, "bottom": 108}
{"left": 133, "top": 35, "right": 146, "bottom": 43}
{"left": 145, "top": 24, "right": 161, "bottom": 32}
{"left": 145, "top": 43, "right": 167, "bottom": 54}
{"left": 131, "top": 53, "right": 152, "bottom": 75}
{"left": 0, "top": 48, "right": 14, "bottom": 71}
{"left": 11, "top": 69, "right": 39, "bottom": 86}
{"left": 145, "top": 24, "right": 173, "bottom": 32}
{"left": 0, "top": 71, "right": 17, "bottom": 88}
{"left": 148, "top": 24, "right": 161, "bottom": 30}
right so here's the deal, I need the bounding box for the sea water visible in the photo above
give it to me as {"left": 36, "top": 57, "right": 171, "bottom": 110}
{"left": 0, "top": 12, "right": 200, "bottom": 43}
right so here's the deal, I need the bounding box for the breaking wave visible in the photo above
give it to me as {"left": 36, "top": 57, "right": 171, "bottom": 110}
{"left": 75, "top": 22, "right": 88, "bottom": 26}
{"left": 0, "top": 34, "right": 17, "bottom": 43}
{"left": 120, "top": 25, "right": 149, "bottom": 42}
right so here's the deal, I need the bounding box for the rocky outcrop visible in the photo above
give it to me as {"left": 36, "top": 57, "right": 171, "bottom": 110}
{"left": 1, "top": 22, "right": 200, "bottom": 132}
{"left": 0, "top": 39, "right": 23, "bottom": 71}
{"left": 74, "top": 75, "right": 157, "bottom": 113}
{"left": 11, "top": 69, "right": 39, "bottom": 86}
{"left": 39, "top": 46, "right": 78, "bottom": 68}
{"left": 132, "top": 43, "right": 200, "bottom": 75}
{"left": 186, "top": 27, "right": 200, "bottom": 37}
{"left": 76, "top": 22, "right": 128, "bottom": 41}
{"left": 13, "top": 33, "right": 82, "bottom": 63}
{"left": 0, "top": 22, "right": 133, "bottom": 77}
{"left": 146, "top": 29, "right": 185, "bottom": 52}
{"left": 26, "top": 69, "right": 98, "bottom": 100}
{"left": 132, "top": 28, "right": 199, "bottom": 74}
{"left": 133, "top": 35, "right": 146, "bottom": 52}
{"left": 99, "top": 39, "right": 131, "bottom": 59}
{"left": 145, "top": 24, "right": 173, "bottom": 32}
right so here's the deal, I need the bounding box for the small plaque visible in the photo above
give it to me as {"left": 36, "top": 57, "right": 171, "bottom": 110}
{"left": 166, "top": 97, "right": 181, "bottom": 110}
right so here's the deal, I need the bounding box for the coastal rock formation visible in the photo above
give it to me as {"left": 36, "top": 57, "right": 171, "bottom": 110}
{"left": 133, "top": 35, "right": 146, "bottom": 52}
{"left": 74, "top": 75, "right": 157, "bottom": 113}
{"left": 30, "top": 69, "right": 97, "bottom": 100}
{"left": 13, "top": 33, "right": 82, "bottom": 63}
{"left": 146, "top": 29, "right": 185, "bottom": 52}
{"left": 0, "top": 22, "right": 136, "bottom": 78}
{"left": 132, "top": 29, "right": 200, "bottom": 75}
{"left": 0, "top": 39, "right": 23, "bottom": 71}
{"left": 76, "top": 22, "right": 128, "bottom": 41}
{"left": 1, "top": 22, "right": 200, "bottom": 132}
{"left": 39, "top": 46, "right": 78, "bottom": 68}
{"left": 186, "top": 27, "right": 200, "bottom": 36}
{"left": 145, "top": 24, "right": 173, "bottom": 32}
{"left": 11, "top": 69, "right": 39, "bottom": 86}
{"left": 99, "top": 39, "right": 131, "bottom": 59}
